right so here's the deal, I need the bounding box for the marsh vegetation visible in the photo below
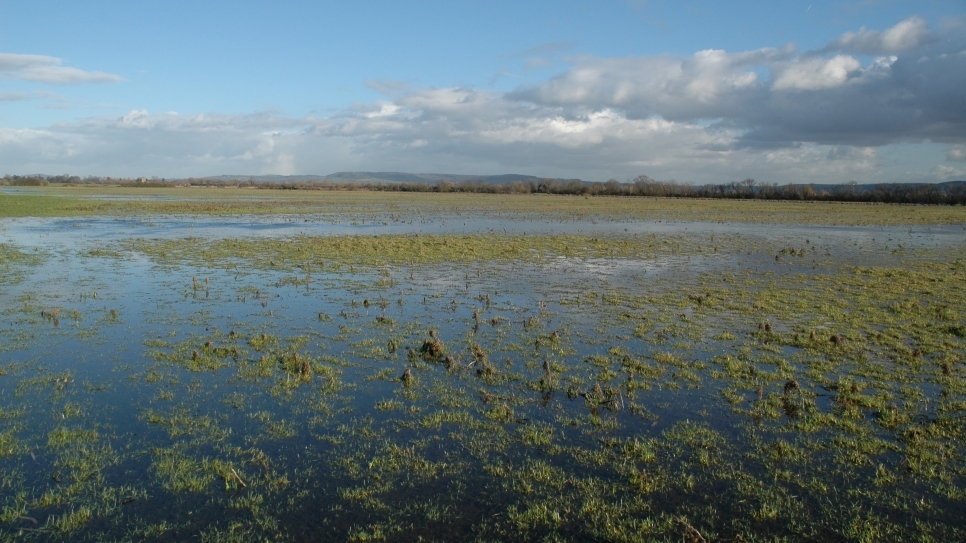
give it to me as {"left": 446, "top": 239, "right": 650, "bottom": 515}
{"left": 0, "top": 188, "right": 965, "bottom": 541}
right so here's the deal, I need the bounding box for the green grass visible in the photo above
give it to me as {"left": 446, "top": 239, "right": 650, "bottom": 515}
{"left": 122, "top": 232, "right": 694, "bottom": 269}
{"left": 3, "top": 185, "right": 966, "bottom": 225}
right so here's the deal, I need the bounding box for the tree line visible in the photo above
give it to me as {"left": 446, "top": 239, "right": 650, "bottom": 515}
{"left": 3, "top": 174, "right": 964, "bottom": 205}
{"left": 620, "top": 176, "right": 966, "bottom": 205}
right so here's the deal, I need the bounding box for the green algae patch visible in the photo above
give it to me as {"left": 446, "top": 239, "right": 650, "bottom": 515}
{"left": 122, "top": 233, "right": 687, "bottom": 268}
{"left": 0, "top": 243, "right": 44, "bottom": 285}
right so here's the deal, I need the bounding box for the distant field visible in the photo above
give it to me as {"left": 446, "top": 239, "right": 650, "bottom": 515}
{"left": 2, "top": 185, "right": 966, "bottom": 225}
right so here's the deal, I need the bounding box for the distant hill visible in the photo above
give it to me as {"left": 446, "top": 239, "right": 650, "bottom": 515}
{"left": 197, "top": 172, "right": 584, "bottom": 185}
{"left": 198, "top": 174, "right": 326, "bottom": 183}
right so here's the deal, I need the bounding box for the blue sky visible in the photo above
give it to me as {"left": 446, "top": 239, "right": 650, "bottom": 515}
{"left": 1, "top": 0, "right": 964, "bottom": 183}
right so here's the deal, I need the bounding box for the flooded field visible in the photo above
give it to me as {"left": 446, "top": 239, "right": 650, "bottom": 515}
{"left": 1, "top": 189, "right": 965, "bottom": 541}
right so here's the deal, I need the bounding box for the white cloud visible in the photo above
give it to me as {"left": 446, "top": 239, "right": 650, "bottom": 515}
{"left": 826, "top": 16, "right": 936, "bottom": 55}
{"left": 508, "top": 48, "right": 785, "bottom": 124}
{"left": 117, "top": 109, "right": 151, "bottom": 128}
{"left": 362, "top": 103, "right": 402, "bottom": 119}
{"left": 772, "top": 55, "right": 861, "bottom": 90}
{"left": 0, "top": 53, "right": 122, "bottom": 84}
{"left": 935, "top": 164, "right": 966, "bottom": 179}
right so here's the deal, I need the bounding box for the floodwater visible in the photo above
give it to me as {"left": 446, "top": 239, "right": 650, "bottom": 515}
{"left": 0, "top": 211, "right": 964, "bottom": 541}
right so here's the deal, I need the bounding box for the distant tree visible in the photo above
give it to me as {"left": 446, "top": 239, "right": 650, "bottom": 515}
{"left": 739, "top": 178, "right": 756, "bottom": 198}
{"left": 603, "top": 179, "right": 623, "bottom": 195}
{"left": 10, "top": 176, "right": 48, "bottom": 186}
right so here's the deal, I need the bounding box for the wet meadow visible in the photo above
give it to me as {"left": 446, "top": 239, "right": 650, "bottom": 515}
{"left": 1, "top": 186, "right": 965, "bottom": 541}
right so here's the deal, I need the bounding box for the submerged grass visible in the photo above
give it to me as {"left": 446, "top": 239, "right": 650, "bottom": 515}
{"left": 0, "top": 244, "right": 44, "bottom": 286}
{"left": 1, "top": 195, "right": 965, "bottom": 541}
{"left": 122, "top": 232, "right": 694, "bottom": 269}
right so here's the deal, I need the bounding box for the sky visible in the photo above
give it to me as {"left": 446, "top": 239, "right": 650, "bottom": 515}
{"left": 1, "top": 0, "right": 964, "bottom": 184}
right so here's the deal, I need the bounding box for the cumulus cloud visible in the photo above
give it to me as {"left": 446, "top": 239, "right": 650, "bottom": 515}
{"left": 0, "top": 109, "right": 329, "bottom": 176}
{"left": 0, "top": 53, "right": 122, "bottom": 84}
{"left": 771, "top": 55, "right": 861, "bottom": 90}
{"left": 116, "top": 109, "right": 152, "bottom": 129}
{"left": 509, "top": 47, "right": 788, "bottom": 122}
{"left": 824, "top": 16, "right": 936, "bottom": 55}
{"left": 510, "top": 17, "right": 966, "bottom": 148}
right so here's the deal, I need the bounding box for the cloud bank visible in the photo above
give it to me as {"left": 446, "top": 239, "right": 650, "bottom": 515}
{"left": 510, "top": 17, "right": 965, "bottom": 149}
{"left": 2, "top": 17, "right": 964, "bottom": 183}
